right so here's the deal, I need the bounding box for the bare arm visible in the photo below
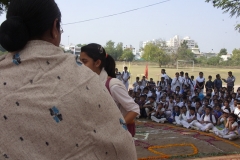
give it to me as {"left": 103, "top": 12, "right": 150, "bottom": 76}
{"left": 124, "top": 111, "right": 138, "bottom": 124}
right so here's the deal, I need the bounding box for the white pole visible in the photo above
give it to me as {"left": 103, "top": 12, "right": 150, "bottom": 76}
{"left": 193, "top": 60, "right": 195, "bottom": 72}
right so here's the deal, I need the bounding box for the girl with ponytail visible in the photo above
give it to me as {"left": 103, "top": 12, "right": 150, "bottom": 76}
{"left": 80, "top": 43, "right": 140, "bottom": 137}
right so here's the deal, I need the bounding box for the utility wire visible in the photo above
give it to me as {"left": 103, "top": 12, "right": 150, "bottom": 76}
{"left": 62, "top": 0, "right": 170, "bottom": 25}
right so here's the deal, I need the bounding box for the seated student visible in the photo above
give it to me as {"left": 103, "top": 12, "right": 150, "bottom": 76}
{"left": 187, "top": 101, "right": 192, "bottom": 110}
{"left": 216, "top": 108, "right": 229, "bottom": 129}
{"left": 234, "top": 100, "right": 240, "bottom": 125}
{"left": 165, "top": 96, "right": 174, "bottom": 118}
{"left": 156, "top": 86, "right": 163, "bottom": 102}
{"left": 221, "top": 100, "right": 231, "bottom": 112}
{"left": 159, "top": 77, "right": 168, "bottom": 91}
{"left": 213, "top": 104, "right": 223, "bottom": 121}
{"left": 230, "top": 93, "right": 236, "bottom": 106}
{"left": 151, "top": 103, "right": 167, "bottom": 123}
{"left": 175, "top": 106, "right": 188, "bottom": 127}
{"left": 143, "top": 96, "right": 157, "bottom": 118}
{"left": 133, "top": 77, "right": 140, "bottom": 92}
{"left": 138, "top": 95, "right": 147, "bottom": 118}
{"left": 213, "top": 113, "right": 239, "bottom": 140}
{"left": 195, "top": 101, "right": 203, "bottom": 116}
{"left": 175, "top": 86, "right": 181, "bottom": 95}
{"left": 187, "top": 107, "right": 201, "bottom": 129}
{"left": 231, "top": 99, "right": 238, "bottom": 113}
{"left": 169, "top": 106, "right": 181, "bottom": 124}
{"left": 147, "top": 78, "right": 156, "bottom": 90}
{"left": 175, "top": 97, "right": 183, "bottom": 108}
{"left": 141, "top": 76, "right": 148, "bottom": 88}
{"left": 192, "top": 106, "right": 216, "bottom": 132}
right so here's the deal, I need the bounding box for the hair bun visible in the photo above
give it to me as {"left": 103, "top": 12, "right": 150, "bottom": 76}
{"left": 0, "top": 17, "right": 29, "bottom": 52}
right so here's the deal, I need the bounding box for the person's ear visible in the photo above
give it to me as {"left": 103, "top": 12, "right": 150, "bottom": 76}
{"left": 51, "top": 18, "right": 59, "bottom": 39}
{"left": 95, "top": 59, "right": 102, "bottom": 68}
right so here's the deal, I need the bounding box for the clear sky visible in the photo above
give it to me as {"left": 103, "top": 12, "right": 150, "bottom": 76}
{"left": 0, "top": 0, "right": 239, "bottom": 53}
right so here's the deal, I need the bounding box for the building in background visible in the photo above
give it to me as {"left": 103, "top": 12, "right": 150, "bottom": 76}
{"left": 181, "top": 36, "right": 196, "bottom": 49}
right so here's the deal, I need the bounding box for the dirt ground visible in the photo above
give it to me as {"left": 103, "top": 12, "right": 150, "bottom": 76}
{"left": 135, "top": 120, "right": 240, "bottom": 160}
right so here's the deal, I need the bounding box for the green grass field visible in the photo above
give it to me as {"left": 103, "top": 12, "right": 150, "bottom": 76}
{"left": 116, "top": 62, "right": 240, "bottom": 86}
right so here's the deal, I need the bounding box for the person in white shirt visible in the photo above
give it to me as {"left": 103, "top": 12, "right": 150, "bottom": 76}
{"left": 175, "top": 106, "right": 189, "bottom": 127}
{"left": 195, "top": 72, "right": 205, "bottom": 92}
{"left": 133, "top": 77, "right": 140, "bottom": 92}
{"left": 143, "top": 96, "right": 157, "bottom": 118}
{"left": 80, "top": 44, "right": 140, "bottom": 137}
{"left": 186, "top": 107, "right": 201, "bottom": 129}
{"left": 161, "top": 69, "right": 169, "bottom": 84}
{"left": 175, "top": 97, "right": 183, "bottom": 108}
{"left": 158, "top": 77, "right": 168, "bottom": 90}
{"left": 231, "top": 99, "right": 238, "bottom": 113}
{"left": 156, "top": 86, "right": 163, "bottom": 102}
{"left": 115, "top": 68, "right": 122, "bottom": 81}
{"left": 141, "top": 76, "right": 148, "bottom": 88}
{"left": 234, "top": 100, "right": 240, "bottom": 122}
{"left": 192, "top": 106, "right": 216, "bottom": 132}
{"left": 165, "top": 96, "right": 174, "bottom": 117}
{"left": 151, "top": 102, "right": 167, "bottom": 123}
{"left": 171, "top": 72, "right": 183, "bottom": 91}
{"left": 121, "top": 66, "right": 130, "bottom": 90}
{"left": 184, "top": 73, "right": 194, "bottom": 92}
{"left": 213, "top": 113, "right": 239, "bottom": 140}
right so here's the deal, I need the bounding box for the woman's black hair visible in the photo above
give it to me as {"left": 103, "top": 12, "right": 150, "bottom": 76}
{"left": 0, "top": 0, "right": 61, "bottom": 52}
{"left": 81, "top": 43, "right": 116, "bottom": 78}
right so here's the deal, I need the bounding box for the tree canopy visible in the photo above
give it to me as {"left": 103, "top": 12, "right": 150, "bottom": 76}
{"left": 218, "top": 48, "right": 227, "bottom": 56}
{"left": 205, "top": 0, "right": 240, "bottom": 32}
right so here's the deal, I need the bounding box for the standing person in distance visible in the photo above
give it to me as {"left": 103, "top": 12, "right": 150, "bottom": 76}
{"left": 171, "top": 72, "right": 183, "bottom": 91}
{"left": 121, "top": 66, "right": 130, "bottom": 90}
{"left": 161, "top": 69, "right": 169, "bottom": 84}
{"left": 222, "top": 71, "right": 235, "bottom": 93}
{"left": 141, "top": 76, "right": 148, "bottom": 88}
{"left": 195, "top": 72, "right": 205, "bottom": 92}
{"left": 214, "top": 74, "right": 222, "bottom": 92}
{"left": 115, "top": 68, "right": 122, "bottom": 81}
{"left": 80, "top": 44, "right": 140, "bottom": 137}
{"left": 0, "top": 0, "right": 137, "bottom": 159}
{"left": 205, "top": 75, "right": 214, "bottom": 93}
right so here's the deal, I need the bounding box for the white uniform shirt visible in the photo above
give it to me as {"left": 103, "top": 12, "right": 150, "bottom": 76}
{"left": 234, "top": 108, "right": 240, "bottom": 118}
{"left": 122, "top": 71, "right": 130, "bottom": 81}
{"left": 200, "top": 114, "right": 216, "bottom": 124}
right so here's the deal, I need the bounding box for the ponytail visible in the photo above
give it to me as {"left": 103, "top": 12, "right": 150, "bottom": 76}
{"left": 105, "top": 55, "right": 116, "bottom": 78}
{"left": 81, "top": 43, "right": 116, "bottom": 78}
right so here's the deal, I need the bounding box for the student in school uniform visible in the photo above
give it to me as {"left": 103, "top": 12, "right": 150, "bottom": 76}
{"left": 213, "top": 113, "right": 239, "bottom": 140}
{"left": 192, "top": 106, "right": 216, "bottom": 132}
{"left": 80, "top": 44, "right": 140, "bottom": 137}
{"left": 234, "top": 100, "right": 240, "bottom": 125}
{"left": 205, "top": 75, "right": 214, "bottom": 93}
{"left": 171, "top": 72, "right": 183, "bottom": 91}
{"left": 133, "top": 77, "right": 140, "bottom": 92}
{"left": 175, "top": 106, "right": 189, "bottom": 127}
{"left": 186, "top": 107, "right": 202, "bottom": 129}
{"left": 143, "top": 96, "right": 157, "bottom": 118}
{"left": 151, "top": 102, "right": 167, "bottom": 123}
{"left": 159, "top": 77, "right": 168, "bottom": 90}
{"left": 141, "top": 76, "right": 148, "bottom": 88}
{"left": 115, "top": 68, "right": 122, "bottom": 80}
{"left": 121, "top": 66, "right": 131, "bottom": 90}
{"left": 195, "top": 72, "right": 205, "bottom": 92}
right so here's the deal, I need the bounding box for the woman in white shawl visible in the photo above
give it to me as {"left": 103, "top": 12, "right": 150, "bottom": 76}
{"left": 0, "top": 0, "right": 137, "bottom": 159}
{"left": 80, "top": 44, "right": 140, "bottom": 137}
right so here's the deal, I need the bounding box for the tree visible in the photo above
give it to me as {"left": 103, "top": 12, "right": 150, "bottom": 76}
{"left": 205, "top": 0, "right": 240, "bottom": 32}
{"left": 120, "top": 48, "right": 134, "bottom": 61}
{"left": 0, "top": 0, "right": 9, "bottom": 15}
{"left": 206, "top": 56, "right": 222, "bottom": 65}
{"left": 218, "top": 48, "right": 227, "bottom": 56}
{"left": 104, "top": 40, "right": 117, "bottom": 60}
{"left": 176, "top": 41, "right": 195, "bottom": 61}
{"left": 115, "top": 42, "right": 123, "bottom": 60}
{"left": 231, "top": 48, "right": 240, "bottom": 65}
{"left": 141, "top": 42, "right": 171, "bottom": 67}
